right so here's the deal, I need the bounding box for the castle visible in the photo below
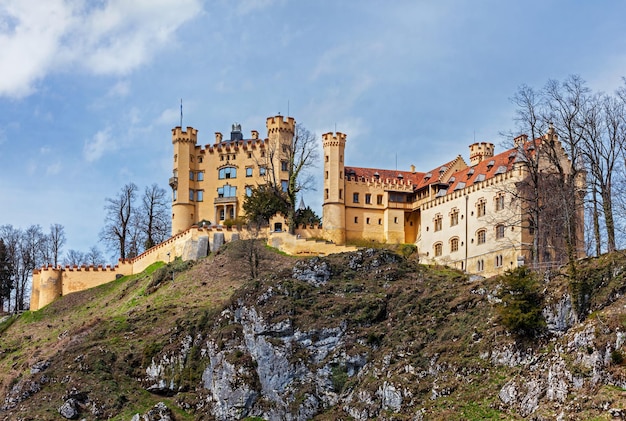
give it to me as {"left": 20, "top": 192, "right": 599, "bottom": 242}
{"left": 171, "top": 115, "right": 585, "bottom": 275}
{"left": 30, "top": 114, "right": 584, "bottom": 311}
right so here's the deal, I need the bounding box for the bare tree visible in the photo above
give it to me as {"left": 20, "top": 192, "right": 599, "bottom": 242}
{"left": 140, "top": 184, "right": 171, "bottom": 249}
{"left": 543, "top": 75, "right": 589, "bottom": 266}
{"left": 0, "top": 239, "right": 13, "bottom": 313}
{"left": 262, "top": 123, "right": 319, "bottom": 234}
{"left": 16, "top": 225, "right": 45, "bottom": 311}
{"left": 85, "top": 246, "right": 105, "bottom": 266}
{"left": 64, "top": 249, "right": 87, "bottom": 266}
{"left": 579, "top": 93, "right": 625, "bottom": 254}
{"left": 100, "top": 183, "right": 138, "bottom": 260}
{"left": 510, "top": 84, "right": 550, "bottom": 268}
{"left": 48, "top": 223, "right": 66, "bottom": 267}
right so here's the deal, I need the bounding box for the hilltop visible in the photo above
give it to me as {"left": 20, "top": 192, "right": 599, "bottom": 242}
{"left": 1, "top": 242, "right": 626, "bottom": 420}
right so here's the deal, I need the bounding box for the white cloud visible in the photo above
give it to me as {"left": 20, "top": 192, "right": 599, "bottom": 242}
{"left": 0, "top": 0, "right": 203, "bottom": 98}
{"left": 46, "top": 161, "right": 62, "bottom": 176}
{"left": 236, "top": 0, "right": 281, "bottom": 16}
{"left": 107, "top": 80, "right": 130, "bottom": 98}
{"left": 84, "top": 128, "right": 115, "bottom": 162}
{"left": 156, "top": 106, "right": 182, "bottom": 127}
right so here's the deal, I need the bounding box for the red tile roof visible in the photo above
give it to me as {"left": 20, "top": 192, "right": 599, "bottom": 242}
{"left": 344, "top": 140, "right": 536, "bottom": 195}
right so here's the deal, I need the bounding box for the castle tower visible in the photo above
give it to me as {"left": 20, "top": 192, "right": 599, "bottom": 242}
{"left": 322, "top": 132, "right": 347, "bottom": 245}
{"left": 265, "top": 116, "right": 295, "bottom": 188}
{"left": 171, "top": 126, "right": 198, "bottom": 235}
{"left": 469, "top": 142, "right": 495, "bottom": 166}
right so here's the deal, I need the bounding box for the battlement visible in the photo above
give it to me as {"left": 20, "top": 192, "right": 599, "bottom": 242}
{"left": 345, "top": 173, "right": 414, "bottom": 192}
{"left": 322, "top": 132, "right": 347, "bottom": 146}
{"left": 172, "top": 126, "right": 198, "bottom": 144}
{"left": 266, "top": 115, "right": 295, "bottom": 134}
{"left": 469, "top": 142, "right": 495, "bottom": 166}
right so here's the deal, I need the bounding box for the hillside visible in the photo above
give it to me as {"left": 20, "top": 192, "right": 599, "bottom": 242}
{"left": 2, "top": 242, "right": 626, "bottom": 420}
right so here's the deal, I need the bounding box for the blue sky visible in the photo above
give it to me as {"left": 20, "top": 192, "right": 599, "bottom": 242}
{"left": 1, "top": 0, "right": 626, "bottom": 259}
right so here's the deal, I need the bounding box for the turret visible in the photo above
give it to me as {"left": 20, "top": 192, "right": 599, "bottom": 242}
{"left": 469, "top": 142, "right": 495, "bottom": 166}
{"left": 171, "top": 126, "right": 199, "bottom": 234}
{"left": 265, "top": 115, "right": 296, "bottom": 189}
{"left": 322, "top": 132, "right": 347, "bottom": 245}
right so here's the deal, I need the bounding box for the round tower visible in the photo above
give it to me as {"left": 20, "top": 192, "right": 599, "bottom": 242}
{"left": 322, "top": 132, "right": 347, "bottom": 245}
{"left": 34, "top": 267, "right": 62, "bottom": 310}
{"left": 171, "top": 126, "right": 198, "bottom": 235}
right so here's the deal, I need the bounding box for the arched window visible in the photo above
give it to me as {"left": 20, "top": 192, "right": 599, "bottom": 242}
{"left": 477, "top": 259, "right": 484, "bottom": 272}
{"left": 496, "top": 224, "right": 505, "bottom": 239}
{"left": 450, "top": 237, "right": 459, "bottom": 252}
{"left": 218, "top": 167, "right": 237, "bottom": 179}
{"left": 477, "top": 229, "right": 486, "bottom": 245}
{"left": 434, "top": 242, "right": 443, "bottom": 257}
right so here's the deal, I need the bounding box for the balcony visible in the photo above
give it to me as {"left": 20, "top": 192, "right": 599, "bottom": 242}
{"left": 214, "top": 196, "right": 237, "bottom": 204}
{"left": 169, "top": 177, "right": 178, "bottom": 189}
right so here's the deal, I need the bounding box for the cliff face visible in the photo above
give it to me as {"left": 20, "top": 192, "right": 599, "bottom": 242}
{"left": 2, "top": 244, "right": 626, "bottom": 420}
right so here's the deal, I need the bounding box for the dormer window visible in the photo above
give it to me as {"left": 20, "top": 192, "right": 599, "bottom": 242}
{"left": 467, "top": 168, "right": 475, "bottom": 179}
{"left": 374, "top": 171, "right": 380, "bottom": 179}
{"left": 397, "top": 173, "right": 403, "bottom": 179}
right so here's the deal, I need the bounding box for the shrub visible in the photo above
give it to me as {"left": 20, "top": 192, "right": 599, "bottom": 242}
{"left": 497, "top": 266, "right": 545, "bottom": 337}
{"left": 611, "top": 349, "right": 624, "bottom": 365}
{"left": 398, "top": 243, "right": 418, "bottom": 258}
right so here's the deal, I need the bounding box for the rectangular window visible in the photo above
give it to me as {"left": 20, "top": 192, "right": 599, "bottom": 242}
{"left": 260, "top": 167, "right": 266, "bottom": 176}
{"left": 189, "top": 171, "right": 194, "bottom": 180}
{"left": 354, "top": 216, "right": 358, "bottom": 223}
{"left": 339, "top": 189, "right": 343, "bottom": 200}
{"left": 378, "top": 218, "right": 382, "bottom": 225}
{"left": 281, "top": 180, "right": 288, "bottom": 191}
{"left": 246, "top": 167, "right": 253, "bottom": 177}
{"left": 173, "top": 189, "right": 177, "bottom": 201}
{"left": 365, "top": 194, "right": 371, "bottom": 204}
{"left": 450, "top": 210, "right": 459, "bottom": 226}
{"left": 197, "top": 171, "right": 204, "bottom": 181}
{"left": 189, "top": 189, "right": 194, "bottom": 201}
{"left": 325, "top": 189, "right": 329, "bottom": 199}
{"left": 196, "top": 190, "right": 203, "bottom": 201}
{"left": 477, "top": 201, "right": 486, "bottom": 217}
{"left": 353, "top": 193, "right": 359, "bottom": 203}
{"left": 394, "top": 217, "right": 398, "bottom": 224}
{"left": 246, "top": 186, "right": 252, "bottom": 197}
{"left": 366, "top": 217, "right": 370, "bottom": 224}
{"left": 219, "top": 209, "right": 225, "bottom": 220}
{"left": 377, "top": 195, "right": 383, "bottom": 205}
{"left": 434, "top": 215, "right": 442, "bottom": 232}
{"left": 281, "top": 161, "right": 288, "bottom": 171}
{"left": 496, "top": 194, "right": 505, "bottom": 211}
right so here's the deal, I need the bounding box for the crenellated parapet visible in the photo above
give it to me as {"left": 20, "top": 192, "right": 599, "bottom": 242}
{"left": 322, "top": 132, "right": 347, "bottom": 147}
{"left": 172, "top": 126, "right": 198, "bottom": 144}
{"left": 266, "top": 115, "right": 295, "bottom": 135}
{"left": 344, "top": 174, "right": 415, "bottom": 192}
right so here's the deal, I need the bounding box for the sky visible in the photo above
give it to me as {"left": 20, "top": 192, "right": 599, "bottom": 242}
{"left": 1, "top": 0, "right": 626, "bottom": 261}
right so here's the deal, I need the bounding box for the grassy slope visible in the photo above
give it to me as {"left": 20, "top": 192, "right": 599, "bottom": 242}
{"left": 1, "top": 245, "right": 626, "bottom": 420}
{"left": 0, "top": 251, "right": 250, "bottom": 420}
